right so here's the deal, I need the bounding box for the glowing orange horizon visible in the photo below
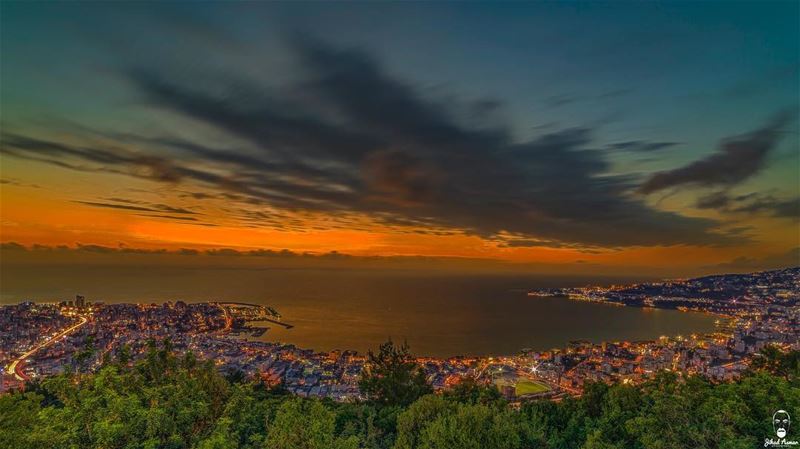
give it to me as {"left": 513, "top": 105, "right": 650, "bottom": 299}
{"left": 1, "top": 158, "right": 797, "bottom": 273}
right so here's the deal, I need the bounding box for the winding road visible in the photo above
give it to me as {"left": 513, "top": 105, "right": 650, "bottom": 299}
{"left": 6, "top": 315, "right": 89, "bottom": 381}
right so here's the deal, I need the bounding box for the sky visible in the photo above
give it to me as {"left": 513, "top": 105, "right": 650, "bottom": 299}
{"left": 1, "top": 2, "right": 798, "bottom": 276}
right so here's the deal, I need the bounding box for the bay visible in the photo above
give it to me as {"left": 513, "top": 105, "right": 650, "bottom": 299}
{"left": 0, "top": 266, "right": 718, "bottom": 357}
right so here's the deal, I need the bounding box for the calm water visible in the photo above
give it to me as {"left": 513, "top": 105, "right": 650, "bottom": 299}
{"left": 0, "top": 267, "right": 718, "bottom": 357}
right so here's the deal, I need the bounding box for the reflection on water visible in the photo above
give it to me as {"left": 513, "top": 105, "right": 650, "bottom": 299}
{"left": 1, "top": 266, "right": 717, "bottom": 357}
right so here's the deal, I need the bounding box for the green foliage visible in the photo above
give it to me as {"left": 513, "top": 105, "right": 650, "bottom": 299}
{"left": 1, "top": 344, "right": 798, "bottom": 449}
{"left": 359, "top": 340, "right": 433, "bottom": 407}
{"left": 416, "top": 403, "right": 521, "bottom": 449}
{"left": 265, "top": 398, "right": 359, "bottom": 449}
{"left": 335, "top": 401, "right": 399, "bottom": 449}
{"left": 0, "top": 392, "right": 44, "bottom": 449}
{"left": 394, "top": 395, "right": 455, "bottom": 449}
{"left": 442, "top": 376, "right": 502, "bottom": 406}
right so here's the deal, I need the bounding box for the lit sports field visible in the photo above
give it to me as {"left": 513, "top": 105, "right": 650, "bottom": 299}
{"left": 514, "top": 380, "right": 550, "bottom": 396}
{"left": 494, "top": 378, "right": 551, "bottom": 396}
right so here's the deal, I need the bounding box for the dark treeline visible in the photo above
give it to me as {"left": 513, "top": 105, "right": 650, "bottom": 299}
{"left": 1, "top": 340, "right": 798, "bottom": 449}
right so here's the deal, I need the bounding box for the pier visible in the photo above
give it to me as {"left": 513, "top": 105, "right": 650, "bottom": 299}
{"left": 215, "top": 302, "right": 294, "bottom": 329}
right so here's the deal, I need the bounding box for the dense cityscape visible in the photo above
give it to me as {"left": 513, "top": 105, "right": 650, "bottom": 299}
{"left": 2, "top": 267, "right": 798, "bottom": 402}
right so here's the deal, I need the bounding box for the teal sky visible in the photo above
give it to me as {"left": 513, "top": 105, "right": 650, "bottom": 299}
{"left": 4, "top": 3, "right": 798, "bottom": 136}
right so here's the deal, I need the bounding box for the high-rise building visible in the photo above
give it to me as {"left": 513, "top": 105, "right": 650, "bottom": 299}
{"left": 75, "top": 295, "right": 85, "bottom": 308}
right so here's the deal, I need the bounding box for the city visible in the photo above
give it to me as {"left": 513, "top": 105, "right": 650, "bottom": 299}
{"left": 3, "top": 267, "right": 798, "bottom": 403}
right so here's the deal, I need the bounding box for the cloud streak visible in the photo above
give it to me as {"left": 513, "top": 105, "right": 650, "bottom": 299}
{"left": 696, "top": 191, "right": 800, "bottom": 219}
{"left": 639, "top": 110, "right": 796, "bottom": 194}
{"left": 607, "top": 141, "right": 678, "bottom": 153}
{"left": 76, "top": 199, "right": 199, "bottom": 215}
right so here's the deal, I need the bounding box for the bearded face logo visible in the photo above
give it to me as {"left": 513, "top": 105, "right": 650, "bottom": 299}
{"left": 774, "top": 410, "right": 791, "bottom": 439}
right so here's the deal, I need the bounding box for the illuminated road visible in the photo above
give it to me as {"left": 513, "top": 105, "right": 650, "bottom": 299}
{"left": 6, "top": 315, "right": 89, "bottom": 381}
{"left": 216, "top": 303, "right": 233, "bottom": 333}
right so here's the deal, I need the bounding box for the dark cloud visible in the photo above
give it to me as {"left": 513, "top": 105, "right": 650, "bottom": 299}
{"left": 695, "top": 191, "right": 732, "bottom": 210}
{"left": 731, "top": 197, "right": 800, "bottom": 219}
{"left": 148, "top": 204, "right": 197, "bottom": 215}
{"left": 607, "top": 141, "right": 678, "bottom": 153}
{"left": 639, "top": 110, "right": 796, "bottom": 194}
{"left": 0, "top": 178, "right": 41, "bottom": 188}
{"left": 179, "top": 191, "right": 217, "bottom": 200}
{"left": 76, "top": 243, "right": 169, "bottom": 254}
{"left": 1, "top": 38, "right": 742, "bottom": 248}
{"left": 543, "top": 94, "right": 578, "bottom": 108}
{"left": 75, "top": 201, "right": 160, "bottom": 213}
{"left": 696, "top": 191, "right": 800, "bottom": 219}
{"left": 72, "top": 198, "right": 213, "bottom": 225}
{"left": 136, "top": 214, "right": 200, "bottom": 222}
{"left": 498, "top": 239, "right": 562, "bottom": 249}
{"left": 0, "top": 242, "right": 26, "bottom": 251}
{"left": 712, "top": 247, "right": 800, "bottom": 272}
{"left": 1, "top": 133, "right": 197, "bottom": 183}
{"left": 74, "top": 199, "right": 198, "bottom": 215}
{"left": 1, "top": 242, "right": 369, "bottom": 260}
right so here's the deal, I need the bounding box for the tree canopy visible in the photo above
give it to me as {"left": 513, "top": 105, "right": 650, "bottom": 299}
{"left": 359, "top": 340, "right": 433, "bottom": 407}
{"left": 1, "top": 342, "right": 798, "bottom": 449}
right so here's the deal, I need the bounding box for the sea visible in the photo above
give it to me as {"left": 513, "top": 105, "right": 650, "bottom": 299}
{"left": 0, "top": 266, "right": 718, "bottom": 357}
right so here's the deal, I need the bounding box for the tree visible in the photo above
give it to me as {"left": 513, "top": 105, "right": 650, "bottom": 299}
{"left": 0, "top": 392, "right": 44, "bottom": 449}
{"left": 116, "top": 344, "right": 131, "bottom": 366}
{"left": 416, "top": 403, "right": 521, "bottom": 449}
{"left": 265, "top": 398, "right": 359, "bottom": 449}
{"left": 73, "top": 334, "right": 96, "bottom": 375}
{"left": 582, "top": 429, "right": 624, "bottom": 449}
{"left": 443, "top": 376, "right": 502, "bottom": 406}
{"left": 359, "top": 340, "right": 432, "bottom": 407}
{"left": 196, "top": 418, "right": 239, "bottom": 449}
{"left": 394, "top": 395, "right": 454, "bottom": 449}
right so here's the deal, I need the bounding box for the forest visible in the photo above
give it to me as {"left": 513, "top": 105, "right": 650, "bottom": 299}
{"left": 1, "top": 340, "right": 798, "bottom": 449}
